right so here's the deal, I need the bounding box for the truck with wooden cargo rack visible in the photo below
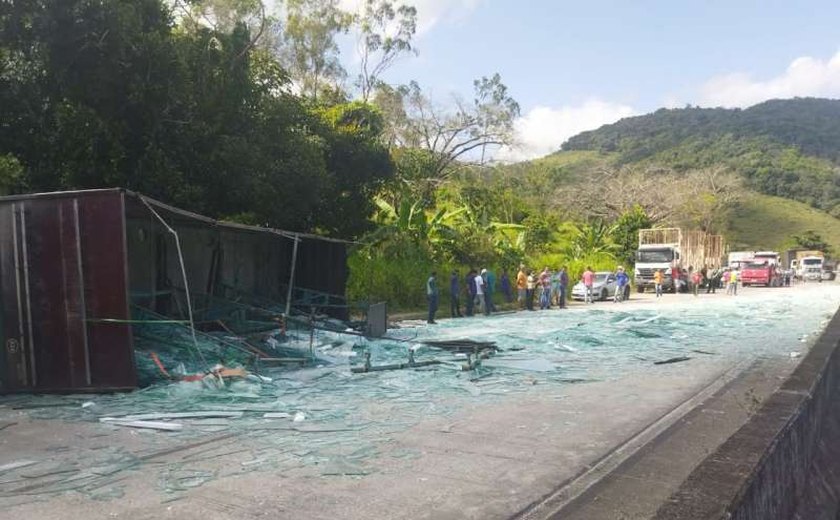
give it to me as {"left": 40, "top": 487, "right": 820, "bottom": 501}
{"left": 634, "top": 228, "right": 725, "bottom": 293}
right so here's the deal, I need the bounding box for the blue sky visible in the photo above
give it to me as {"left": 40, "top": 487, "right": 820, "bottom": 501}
{"left": 335, "top": 0, "right": 840, "bottom": 158}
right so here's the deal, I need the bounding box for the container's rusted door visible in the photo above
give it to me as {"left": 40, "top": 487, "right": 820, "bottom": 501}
{"left": 0, "top": 191, "right": 136, "bottom": 393}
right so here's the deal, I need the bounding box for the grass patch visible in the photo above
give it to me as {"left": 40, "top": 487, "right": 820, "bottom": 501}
{"left": 726, "top": 193, "right": 840, "bottom": 252}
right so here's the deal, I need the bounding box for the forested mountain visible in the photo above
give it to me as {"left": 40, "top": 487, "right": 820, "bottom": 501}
{"left": 565, "top": 98, "right": 840, "bottom": 163}
{"left": 562, "top": 98, "right": 840, "bottom": 216}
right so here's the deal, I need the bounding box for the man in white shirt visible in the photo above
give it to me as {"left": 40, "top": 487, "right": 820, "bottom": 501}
{"left": 480, "top": 268, "right": 492, "bottom": 316}
{"left": 474, "top": 271, "right": 485, "bottom": 315}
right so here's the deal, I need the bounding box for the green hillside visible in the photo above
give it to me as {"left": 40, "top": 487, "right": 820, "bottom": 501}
{"left": 725, "top": 193, "right": 840, "bottom": 253}
{"left": 560, "top": 98, "right": 840, "bottom": 215}
{"left": 564, "top": 98, "right": 840, "bottom": 164}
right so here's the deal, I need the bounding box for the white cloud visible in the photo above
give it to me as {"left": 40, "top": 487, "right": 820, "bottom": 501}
{"left": 338, "top": 0, "right": 483, "bottom": 35}
{"left": 497, "top": 99, "right": 637, "bottom": 161}
{"left": 698, "top": 50, "right": 840, "bottom": 108}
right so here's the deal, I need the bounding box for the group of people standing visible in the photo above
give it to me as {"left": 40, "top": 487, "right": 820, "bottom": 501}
{"left": 651, "top": 265, "right": 740, "bottom": 298}
{"left": 579, "top": 265, "right": 630, "bottom": 304}
{"left": 427, "top": 261, "right": 754, "bottom": 323}
{"left": 424, "top": 268, "right": 499, "bottom": 324}
{"left": 455, "top": 268, "right": 499, "bottom": 318}
{"left": 515, "top": 265, "right": 570, "bottom": 311}
{"left": 425, "top": 264, "right": 574, "bottom": 324}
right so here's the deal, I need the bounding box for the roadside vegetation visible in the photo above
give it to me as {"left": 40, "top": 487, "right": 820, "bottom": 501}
{"left": 2, "top": 1, "right": 838, "bottom": 312}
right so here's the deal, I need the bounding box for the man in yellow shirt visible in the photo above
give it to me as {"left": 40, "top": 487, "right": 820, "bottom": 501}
{"left": 653, "top": 269, "right": 664, "bottom": 298}
{"left": 726, "top": 270, "right": 738, "bottom": 296}
{"left": 516, "top": 264, "right": 527, "bottom": 308}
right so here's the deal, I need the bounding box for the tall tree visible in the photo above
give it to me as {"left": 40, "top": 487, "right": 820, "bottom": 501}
{"left": 383, "top": 74, "right": 520, "bottom": 181}
{"left": 554, "top": 165, "right": 741, "bottom": 233}
{"left": 0, "top": 0, "right": 394, "bottom": 237}
{"left": 170, "top": 0, "right": 268, "bottom": 61}
{"left": 278, "top": 0, "right": 352, "bottom": 101}
{"left": 612, "top": 205, "right": 653, "bottom": 265}
{"left": 309, "top": 101, "right": 395, "bottom": 237}
{"left": 355, "top": 0, "right": 417, "bottom": 102}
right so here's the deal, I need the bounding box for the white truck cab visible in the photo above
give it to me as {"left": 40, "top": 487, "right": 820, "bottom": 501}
{"left": 635, "top": 245, "right": 678, "bottom": 292}
{"left": 801, "top": 256, "right": 824, "bottom": 282}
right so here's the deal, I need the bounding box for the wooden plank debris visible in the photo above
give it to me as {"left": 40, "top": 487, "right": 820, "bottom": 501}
{"left": 103, "top": 411, "right": 244, "bottom": 421}
{"left": 100, "top": 419, "right": 183, "bottom": 431}
{"left": 423, "top": 339, "right": 499, "bottom": 353}
{"left": 0, "top": 460, "right": 39, "bottom": 473}
{"left": 351, "top": 359, "right": 440, "bottom": 373}
{"left": 653, "top": 356, "right": 692, "bottom": 365}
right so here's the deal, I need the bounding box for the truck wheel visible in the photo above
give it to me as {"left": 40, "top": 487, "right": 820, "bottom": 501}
{"left": 624, "top": 286, "right": 631, "bottom": 300}
{"left": 600, "top": 289, "right": 607, "bottom": 301}
{"left": 636, "top": 285, "right": 644, "bottom": 293}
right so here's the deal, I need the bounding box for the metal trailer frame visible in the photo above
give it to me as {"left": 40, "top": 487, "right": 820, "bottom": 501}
{"left": 0, "top": 189, "right": 350, "bottom": 393}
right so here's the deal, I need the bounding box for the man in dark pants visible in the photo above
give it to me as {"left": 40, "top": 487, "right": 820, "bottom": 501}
{"left": 481, "top": 268, "right": 492, "bottom": 316}
{"left": 426, "top": 271, "right": 438, "bottom": 324}
{"left": 449, "top": 270, "right": 462, "bottom": 318}
{"left": 465, "top": 269, "right": 476, "bottom": 316}
{"left": 525, "top": 270, "right": 536, "bottom": 311}
{"left": 485, "top": 268, "right": 497, "bottom": 312}
{"left": 558, "top": 266, "right": 569, "bottom": 308}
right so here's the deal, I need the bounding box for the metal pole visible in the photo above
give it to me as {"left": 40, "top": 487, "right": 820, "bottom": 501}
{"left": 309, "top": 306, "right": 315, "bottom": 357}
{"left": 11, "top": 203, "right": 28, "bottom": 386}
{"left": 139, "top": 197, "right": 207, "bottom": 370}
{"left": 284, "top": 234, "right": 300, "bottom": 318}
{"left": 73, "top": 199, "right": 91, "bottom": 385}
{"left": 20, "top": 204, "right": 36, "bottom": 386}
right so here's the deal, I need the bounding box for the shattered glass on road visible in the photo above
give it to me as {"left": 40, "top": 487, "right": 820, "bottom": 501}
{"left": 1, "top": 285, "right": 838, "bottom": 504}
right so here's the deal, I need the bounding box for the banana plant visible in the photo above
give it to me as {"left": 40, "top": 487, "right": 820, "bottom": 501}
{"left": 562, "top": 220, "right": 619, "bottom": 261}
{"left": 369, "top": 195, "right": 466, "bottom": 249}
{"left": 455, "top": 199, "right": 527, "bottom": 251}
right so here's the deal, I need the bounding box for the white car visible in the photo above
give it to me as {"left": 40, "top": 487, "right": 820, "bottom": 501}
{"left": 572, "top": 272, "right": 629, "bottom": 301}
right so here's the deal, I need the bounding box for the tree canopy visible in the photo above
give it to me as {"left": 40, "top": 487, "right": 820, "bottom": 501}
{"left": 0, "top": 0, "right": 392, "bottom": 237}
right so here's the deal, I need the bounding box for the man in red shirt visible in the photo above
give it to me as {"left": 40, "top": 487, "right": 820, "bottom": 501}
{"left": 582, "top": 266, "right": 595, "bottom": 304}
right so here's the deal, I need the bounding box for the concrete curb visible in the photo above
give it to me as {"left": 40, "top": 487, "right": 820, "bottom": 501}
{"left": 654, "top": 306, "right": 840, "bottom": 520}
{"left": 511, "top": 359, "right": 754, "bottom": 520}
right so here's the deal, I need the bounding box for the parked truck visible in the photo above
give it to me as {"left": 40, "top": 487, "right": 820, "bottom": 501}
{"left": 801, "top": 255, "right": 825, "bottom": 282}
{"left": 787, "top": 249, "right": 824, "bottom": 278}
{"left": 740, "top": 251, "right": 783, "bottom": 287}
{"left": 634, "top": 228, "right": 724, "bottom": 293}
{"left": 727, "top": 251, "right": 755, "bottom": 280}
{"left": 728, "top": 251, "right": 755, "bottom": 270}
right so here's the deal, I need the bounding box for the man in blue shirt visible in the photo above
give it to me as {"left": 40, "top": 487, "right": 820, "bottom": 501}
{"left": 485, "top": 268, "right": 497, "bottom": 312}
{"left": 614, "top": 266, "right": 630, "bottom": 303}
{"left": 449, "top": 270, "right": 462, "bottom": 318}
{"left": 427, "top": 271, "right": 439, "bottom": 324}
{"left": 558, "top": 267, "right": 569, "bottom": 308}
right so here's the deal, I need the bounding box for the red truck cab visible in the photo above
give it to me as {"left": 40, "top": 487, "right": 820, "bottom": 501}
{"left": 740, "top": 262, "right": 782, "bottom": 287}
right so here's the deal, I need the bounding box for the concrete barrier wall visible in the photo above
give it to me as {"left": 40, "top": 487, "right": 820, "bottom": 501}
{"left": 655, "top": 307, "right": 840, "bottom": 520}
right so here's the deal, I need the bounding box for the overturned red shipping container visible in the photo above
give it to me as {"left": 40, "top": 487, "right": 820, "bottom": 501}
{"left": 0, "top": 189, "right": 348, "bottom": 393}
